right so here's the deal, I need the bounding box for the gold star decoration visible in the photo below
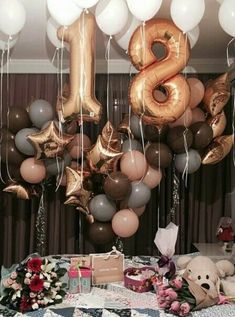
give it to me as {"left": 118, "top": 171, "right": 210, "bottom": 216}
{"left": 3, "top": 181, "right": 40, "bottom": 200}
{"left": 27, "top": 121, "right": 74, "bottom": 160}
{"left": 117, "top": 114, "right": 134, "bottom": 138}
{"left": 86, "top": 135, "right": 123, "bottom": 174}
{"left": 65, "top": 166, "right": 91, "bottom": 197}
{"left": 101, "top": 121, "right": 121, "bottom": 150}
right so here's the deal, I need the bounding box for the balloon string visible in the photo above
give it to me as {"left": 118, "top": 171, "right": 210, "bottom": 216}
{"left": 105, "top": 35, "right": 112, "bottom": 122}
{"left": 138, "top": 114, "right": 146, "bottom": 184}
{"left": 55, "top": 33, "right": 66, "bottom": 191}
{"left": 6, "top": 37, "right": 13, "bottom": 182}
{"left": 183, "top": 34, "right": 189, "bottom": 185}
{"left": 182, "top": 129, "right": 189, "bottom": 187}
{"left": 79, "top": 10, "right": 87, "bottom": 183}
{"left": 0, "top": 50, "right": 5, "bottom": 183}
{"left": 128, "top": 65, "right": 134, "bottom": 162}
{"left": 226, "top": 38, "right": 235, "bottom": 67}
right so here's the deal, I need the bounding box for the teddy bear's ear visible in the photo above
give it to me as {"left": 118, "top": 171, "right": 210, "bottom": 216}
{"left": 176, "top": 256, "right": 192, "bottom": 269}
{"left": 216, "top": 260, "right": 235, "bottom": 277}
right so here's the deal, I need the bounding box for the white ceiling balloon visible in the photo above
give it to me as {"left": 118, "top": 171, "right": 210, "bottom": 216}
{"left": 74, "top": 0, "right": 99, "bottom": 9}
{"left": 126, "top": 0, "right": 162, "bottom": 22}
{"left": 47, "top": 0, "right": 82, "bottom": 26}
{"left": 219, "top": 0, "right": 235, "bottom": 37}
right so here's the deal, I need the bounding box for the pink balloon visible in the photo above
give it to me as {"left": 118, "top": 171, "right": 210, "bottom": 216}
{"left": 169, "top": 107, "right": 193, "bottom": 128}
{"left": 191, "top": 108, "right": 206, "bottom": 124}
{"left": 187, "top": 78, "right": 205, "bottom": 109}
{"left": 120, "top": 150, "right": 148, "bottom": 181}
{"left": 143, "top": 166, "right": 162, "bottom": 189}
{"left": 67, "top": 133, "right": 91, "bottom": 159}
{"left": 133, "top": 206, "right": 146, "bottom": 217}
{"left": 112, "top": 209, "right": 139, "bottom": 238}
{"left": 153, "top": 89, "right": 167, "bottom": 102}
{"left": 20, "top": 158, "right": 46, "bottom": 184}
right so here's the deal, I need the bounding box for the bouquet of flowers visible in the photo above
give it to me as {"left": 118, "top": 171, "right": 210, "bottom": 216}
{"left": 156, "top": 277, "right": 196, "bottom": 316}
{"left": 0, "top": 256, "right": 67, "bottom": 313}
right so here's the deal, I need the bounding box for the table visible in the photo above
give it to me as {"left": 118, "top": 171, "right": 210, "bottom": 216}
{"left": 193, "top": 243, "right": 235, "bottom": 263}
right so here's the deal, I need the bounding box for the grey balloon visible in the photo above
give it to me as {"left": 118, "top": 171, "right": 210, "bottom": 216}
{"left": 128, "top": 181, "right": 151, "bottom": 209}
{"left": 41, "top": 119, "right": 64, "bottom": 132}
{"left": 175, "top": 149, "right": 201, "bottom": 174}
{"left": 45, "top": 151, "right": 71, "bottom": 176}
{"left": 89, "top": 194, "right": 116, "bottom": 222}
{"left": 29, "top": 99, "right": 54, "bottom": 128}
{"left": 15, "top": 128, "right": 38, "bottom": 155}
{"left": 122, "top": 139, "right": 143, "bottom": 153}
{"left": 130, "top": 115, "right": 145, "bottom": 139}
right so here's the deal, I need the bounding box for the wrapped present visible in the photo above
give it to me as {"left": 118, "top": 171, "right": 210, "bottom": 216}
{"left": 91, "top": 247, "right": 124, "bottom": 285}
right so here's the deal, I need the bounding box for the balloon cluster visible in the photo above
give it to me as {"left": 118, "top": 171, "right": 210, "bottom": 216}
{"left": 0, "top": 99, "right": 79, "bottom": 199}
{"left": 62, "top": 120, "right": 163, "bottom": 245}
{"left": 128, "top": 73, "right": 232, "bottom": 179}
{"left": 0, "top": 0, "right": 26, "bottom": 51}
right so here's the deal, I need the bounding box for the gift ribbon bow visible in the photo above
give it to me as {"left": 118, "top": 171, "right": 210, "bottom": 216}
{"left": 158, "top": 255, "right": 176, "bottom": 279}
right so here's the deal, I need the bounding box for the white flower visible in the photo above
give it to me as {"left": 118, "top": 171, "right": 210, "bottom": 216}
{"left": 43, "top": 281, "right": 51, "bottom": 289}
{"left": 32, "top": 303, "right": 39, "bottom": 310}
{"left": 25, "top": 272, "right": 31, "bottom": 278}
{"left": 16, "top": 290, "right": 21, "bottom": 298}
{"left": 50, "top": 290, "right": 57, "bottom": 299}
{"left": 55, "top": 295, "right": 62, "bottom": 300}
{"left": 55, "top": 282, "right": 62, "bottom": 287}
{"left": 41, "top": 262, "right": 56, "bottom": 273}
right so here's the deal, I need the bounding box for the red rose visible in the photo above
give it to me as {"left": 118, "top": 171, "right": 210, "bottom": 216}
{"left": 29, "top": 276, "right": 44, "bottom": 292}
{"left": 20, "top": 296, "right": 31, "bottom": 312}
{"left": 27, "top": 258, "right": 42, "bottom": 273}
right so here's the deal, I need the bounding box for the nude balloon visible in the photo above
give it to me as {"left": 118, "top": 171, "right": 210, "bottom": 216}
{"left": 169, "top": 107, "right": 193, "bottom": 128}
{"left": 187, "top": 77, "right": 205, "bottom": 109}
{"left": 143, "top": 166, "right": 162, "bottom": 189}
{"left": 191, "top": 108, "right": 206, "bottom": 124}
{"left": 133, "top": 206, "right": 146, "bottom": 217}
{"left": 112, "top": 209, "right": 139, "bottom": 238}
{"left": 67, "top": 133, "right": 91, "bottom": 159}
{"left": 120, "top": 150, "right": 148, "bottom": 181}
{"left": 20, "top": 158, "right": 46, "bottom": 184}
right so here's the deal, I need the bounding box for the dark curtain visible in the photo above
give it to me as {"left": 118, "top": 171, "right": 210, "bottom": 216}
{"left": 0, "top": 73, "right": 233, "bottom": 267}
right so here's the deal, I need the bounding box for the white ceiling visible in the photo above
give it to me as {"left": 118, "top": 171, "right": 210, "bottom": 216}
{"left": 5, "top": 0, "right": 234, "bottom": 73}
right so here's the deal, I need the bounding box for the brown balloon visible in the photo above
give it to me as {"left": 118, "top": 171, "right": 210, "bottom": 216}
{"left": 206, "top": 111, "right": 227, "bottom": 138}
{"left": 203, "top": 73, "right": 230, "bottom": 116}
{"left": 88, "top": 222, "right": 115, "bottom": 245}
{"left": 8, "top": 106, "right": 31, "bottom": 134}
{"left": 57, "top": 12, "right": 102, "bottom": 123}
{"left": 27, "top": 121, "right": 74, "bottom": 160}
{"left": 167, "top": 126, "right": 193, "bottom": 153}
{"left": 0, "top": 127, "right": 15, "bottom": 142}
{"left": 129, "top": 19, "right": 190, "bottom": 125}
{"left": 202, "top": 135, "right": 233, "bottom": 165}
{"left": 104, "top": 172, "right": 131, "bottom": 201}
{"left": 146, "top": 142, "right": 172, "bottom": 169}
{"left": 1, "top": 140, "right": 25, "bottom": 165}
{"left": 144, "top": 124, "right": 168, "bottom": 142}
{"left": 190, "top": 122, "right": 213, "bottom": 150}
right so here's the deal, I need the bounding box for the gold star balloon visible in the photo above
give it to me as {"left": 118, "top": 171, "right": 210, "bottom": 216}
{"left": 101, "top": 121, "right": 121, "bottom": 151}
{"left": 65, "top": 166, "right": 91, "bottom": 197}
{"left": 117, "top": 114, "right": 134, "bottom": 138}
{"left": 3, "top": 181, "right": 40, "bottom": 199}
{"left": 27, "top": 121, "right": 74, "bottom": 160}
{"left": 202, "top": 135, "right": 233, "bottom": 165}
{"left": 86, "top": 135, "right": 123, "bottom": 174}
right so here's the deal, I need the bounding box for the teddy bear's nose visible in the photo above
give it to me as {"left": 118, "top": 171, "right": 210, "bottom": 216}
{"left": 201, "top": 283, "right": 210, "bottom": 290}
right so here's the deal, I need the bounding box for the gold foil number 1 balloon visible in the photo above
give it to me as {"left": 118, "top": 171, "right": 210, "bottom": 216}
{"left": 129, "top": 19, "right": 190, "bottom": 125}
{"left": 57, "top": 12, "right": 102, "bottom": 123}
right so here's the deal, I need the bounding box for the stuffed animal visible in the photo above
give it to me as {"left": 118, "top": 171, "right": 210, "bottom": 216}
{"left": 177, "top": 255, "right": 235, "bottom": 298}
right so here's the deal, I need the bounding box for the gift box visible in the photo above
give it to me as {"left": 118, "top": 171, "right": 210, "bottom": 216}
{"left": 124, "top": 267, "right": 156, "bottom": 293}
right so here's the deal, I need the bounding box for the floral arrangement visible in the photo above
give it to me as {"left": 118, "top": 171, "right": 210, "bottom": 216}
{"left": 156, "top": 277, "right": 195, "bottom": 316}
{"left": 0, "top": 257, "right": 67, "bottom": 313}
